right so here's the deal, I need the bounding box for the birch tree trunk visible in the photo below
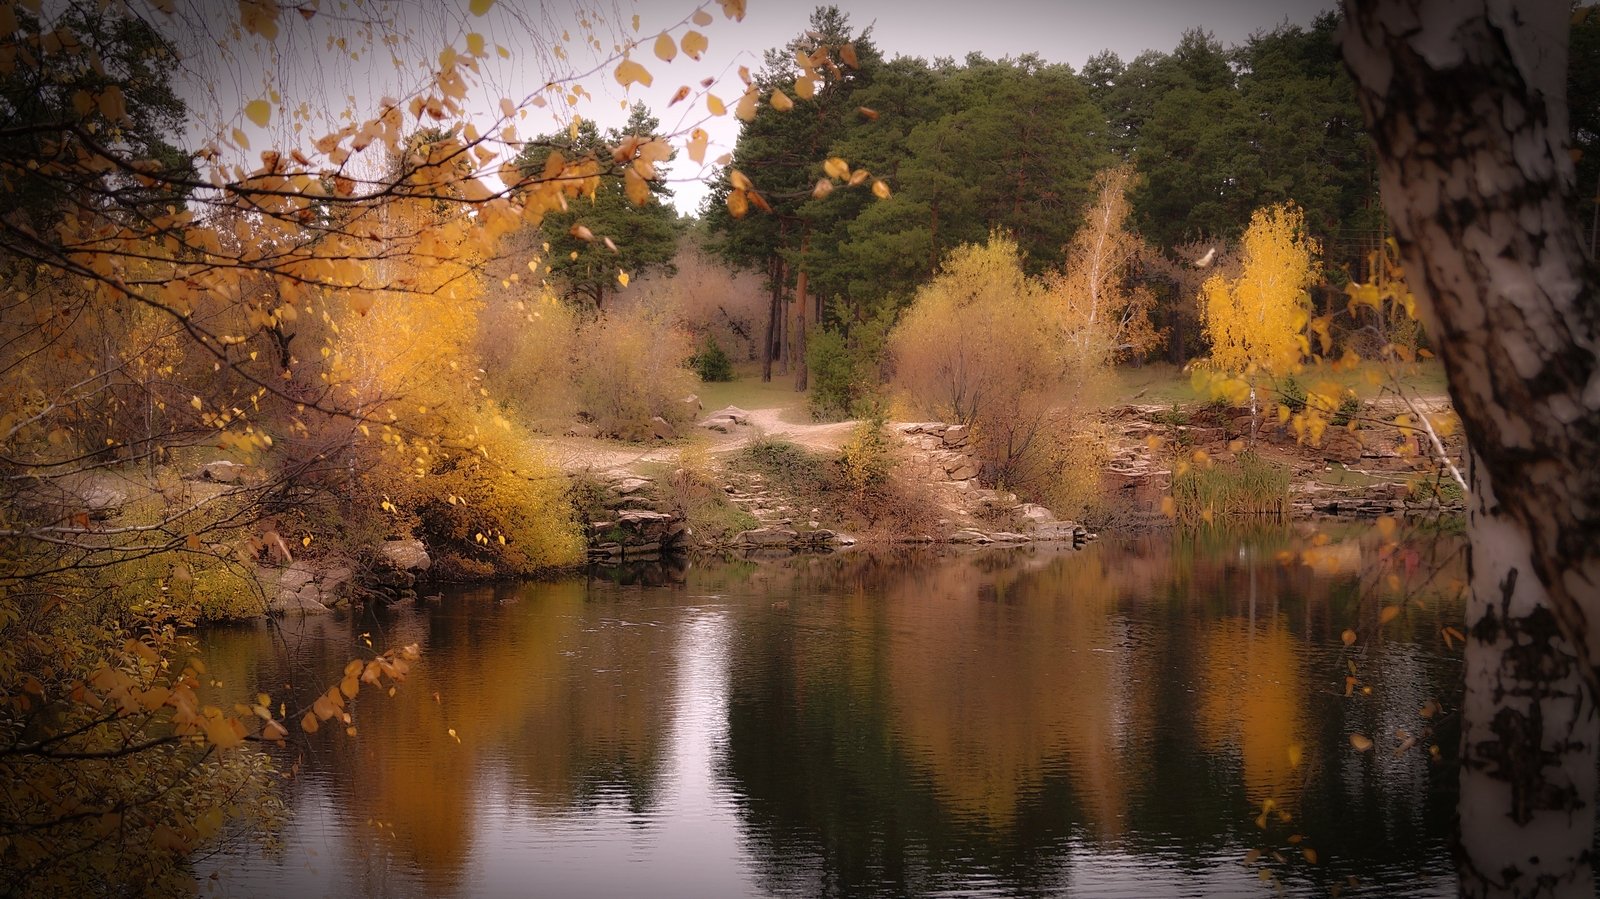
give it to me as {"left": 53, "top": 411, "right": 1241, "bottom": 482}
{"left": 1340, "top": 2, "right": 1600, "bottom": 895}
{"left": 1459, "top": 449, "right": 1597, "bottom": 898}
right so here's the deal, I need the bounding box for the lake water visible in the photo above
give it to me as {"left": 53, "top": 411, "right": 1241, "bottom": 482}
{"left": 197, "top": 528, "right": 1471, "bottom": 898}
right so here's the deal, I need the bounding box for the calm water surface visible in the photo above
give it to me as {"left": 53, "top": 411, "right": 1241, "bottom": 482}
{"left": 198, "top": 529, "right": 1470, "bottom": 898}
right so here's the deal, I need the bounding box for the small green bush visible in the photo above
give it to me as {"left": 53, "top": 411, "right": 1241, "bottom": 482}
{"left": 1276, "top": 375, "right": 1307, "bottom": 413}
{"left": 689, "top": 335, "right": 734, "bottom": 382}
{"left": 806, "top": 314, "right": 891, "bottom": 421}
{"left": 1331, "top": 394, "right": 1363, "bottom": 428}
{"left": 1154, "top": 404, "right": 1190, "bottom": 427}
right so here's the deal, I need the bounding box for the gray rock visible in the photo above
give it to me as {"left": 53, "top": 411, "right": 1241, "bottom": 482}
{"left": 1321, "top": 429, "right": 1363, "bottom": 466}
{"left": 589, "top": 510, "right": 685, "bottom": 560}
{"left": 1032, "top": 522, "right": 1085, "bottom": 542}
{"left": 946, "top": 462, "right": 978, "bottom": 481}
{"left": 1017, "top": 503, "right": 1056, "bottom": 528}
{"left": 708, "top": 405, "right": 751, "bottom": 425}
{"left": 650, "top": 416, "right": 677, "bottom": 440}
{"left": 265, "top": 559, "right": 355, "bottom": 615}
{"left": 611, "top": 477, "right": 653, "bottom": 496}
{"left": 942, "top": 425, "right": 970, "bottom": 447}
{"left": 736, "top": 527, "right": 799, "bottom": 546}
{"left": 378, "top": 538, "right": 431, "bottom": 572}
{"left": 193, "top": 460, "right": 246, "bottom": 484}
{"left": 565, "top": 422, "right": 599, "bottom": 438}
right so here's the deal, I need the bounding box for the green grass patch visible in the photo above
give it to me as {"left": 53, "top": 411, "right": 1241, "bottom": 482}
{"left": 696, "top": 374, "right": 812, "bottom": 425}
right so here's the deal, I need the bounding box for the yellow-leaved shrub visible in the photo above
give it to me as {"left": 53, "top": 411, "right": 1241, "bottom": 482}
{"left": 397, "top": 415, "right": 584, "bottom": 580}
{"left": 573, "top": 302, "right": 698, "bottom": 440}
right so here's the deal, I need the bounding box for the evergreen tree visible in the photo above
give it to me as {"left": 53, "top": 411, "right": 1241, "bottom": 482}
{"left": 516, "top": 104, "right": 681, "bottom": 311}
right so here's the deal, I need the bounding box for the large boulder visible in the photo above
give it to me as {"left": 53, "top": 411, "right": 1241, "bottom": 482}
{"left": 378, "top": 538, "right": 432, "bottom": 572}
{"left": 942, "top": 425, "right": 970, "bottom": 448}
{"left": 1320, "top": 429, "right": 1363, "bottom": 466}
{"left": 1016, "top": 503, "right": 1056, "bottom": 529}
{"left": 588, "top": 510, "right": 687, "bottom": 561}
{"left": 266, "top": 559, "right": 354, "bottom": 615}
{"left": 26, "top": 477, "right": 129, "bottom": 520}
{"left": 650, "top": 416, "right": 677, "bottom": 440}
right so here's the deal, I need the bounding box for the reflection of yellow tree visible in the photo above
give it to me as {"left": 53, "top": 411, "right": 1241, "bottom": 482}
{"left": 1196, "top": 618, "right": 1306, "bottom": 809}
{"left": 880, "top": 554, "right": 1154, "bottom": 836}
{"left": 265, "top": 584, "right": 679, "bottom": 889}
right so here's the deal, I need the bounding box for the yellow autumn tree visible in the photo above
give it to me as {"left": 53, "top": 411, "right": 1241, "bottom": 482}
{"left": 1199, "top": 202, "right": 1321, "bottom": 436}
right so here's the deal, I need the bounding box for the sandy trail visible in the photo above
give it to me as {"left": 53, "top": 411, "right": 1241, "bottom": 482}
{"left": 532, "top": 406, "right": 859, "bottom": 476}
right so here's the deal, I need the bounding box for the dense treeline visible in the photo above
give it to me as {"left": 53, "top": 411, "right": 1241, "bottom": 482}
{"left": 698, "top": 6, "right": 1600, "bottom": 375}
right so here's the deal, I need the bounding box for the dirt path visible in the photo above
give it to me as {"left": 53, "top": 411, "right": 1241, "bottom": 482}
{"left": 532, "top": 406, "right": 859, "bottom": 477}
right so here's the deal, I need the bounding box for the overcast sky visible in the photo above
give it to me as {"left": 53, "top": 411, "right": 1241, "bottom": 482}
{"left": 183, "top": 0, "right": 1338, "bottom": 215}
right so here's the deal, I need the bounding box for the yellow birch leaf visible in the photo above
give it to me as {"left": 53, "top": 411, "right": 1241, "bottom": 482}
{"left": 245, "top": 99, "right": 271, "bottom": 127}
{"left": 617, "top": 270, "right": 630, "bottom": 287}
{"left": 1341, "top": 629, "right": 1357, "bottom": 646}
{"left": 653, "top": 33, "right": 677, "bottom": 62}
{"left": 871, "top": 179, "right": 891, "bottom": 199}
{"left": 706, "top": 93, "right": 725, "bottom": 116}
{"left": 469, "top": 0, "right": 494, "bottom": 15}
{"left": 726, "top": 189, "right": 749, "bottom": 218}
{"left": 858, "top": 106, "right": 879, "bottom": 120}
{"left": 717, "top": 0, "right": 745, "bottom": 20}
{"left": 1349, "top": 733, "right": 1373, "bottom": 752}
{"left": 770, "top": 89, "right": 793, "bottom": 112}
{"left": 614, "top": 58, "right": 652, "bottom": 88}
{"left": 466, "top": 32, "right": 485, "bottom": 56}
{"left": 686, "top": 128, "right": 708, "bottom": 163}
{"left": 727, "top": 168, "right": 752, "bottom": 191}
{"left": 823, "top": 157, "right": 849, "bottom": 180}
{"left": 812, "top": 178, "right": 833, "bottom": 199}
{"left": 1379, "top": 605, "right": 1401, "bottom": 625}
{"left": 840, "top": 43, "right": 859, "bottom": 68}
{"left": 692, "top": 9, "right": 712, "bottom": 25}
{"left": 624, "top": 168, "right": 650, "bottom": 205}
{"left": 681, "top": 30, "right": 708, "bottom": 60}
{"left": 795, "top": 76, "right": 815, "bottom": 100}
{"left": 734, "top": 89, "right": 758, "bottom": 121}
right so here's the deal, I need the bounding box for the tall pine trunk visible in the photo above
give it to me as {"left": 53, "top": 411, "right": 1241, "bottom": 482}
{"left": 762, "top": 255, "right": 779, "bottom": 383}
{"left": 1341, "top": 2, "right": 1600, "bottom": 895}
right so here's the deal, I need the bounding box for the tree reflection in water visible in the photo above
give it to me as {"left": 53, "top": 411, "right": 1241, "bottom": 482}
{"left": 198, "top": 527, "right": 1468, "bottom": 898}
